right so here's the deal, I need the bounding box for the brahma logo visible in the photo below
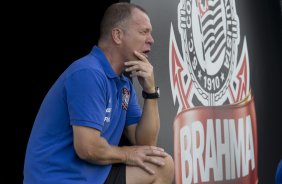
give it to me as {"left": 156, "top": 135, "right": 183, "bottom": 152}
{"left": 173, "top": 100, "right": 258, "bottom": 184}
{"left": 169, "top": 0, "right": 258, "bottom": 183}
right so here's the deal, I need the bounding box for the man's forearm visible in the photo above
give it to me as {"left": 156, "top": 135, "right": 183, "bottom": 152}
{"left": 135, "top": 99, "right": 160, "bottom": 145}
{"left": 76, "top": 136, "right": 126, "bottom": 165}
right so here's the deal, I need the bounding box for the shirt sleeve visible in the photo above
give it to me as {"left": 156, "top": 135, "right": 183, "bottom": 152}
{"left": 65, "top": 69, "right": 107, "bottom": 131}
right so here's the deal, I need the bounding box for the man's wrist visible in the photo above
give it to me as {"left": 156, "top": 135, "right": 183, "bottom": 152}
{"left": 142, "top": 87, "right": 160, "bottom": 99}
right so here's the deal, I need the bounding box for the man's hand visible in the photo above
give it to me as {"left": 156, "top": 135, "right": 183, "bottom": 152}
{"left": 121, "top": 145, "right": 169, "bottom": 175}
{"left": 125, "top": 51, "right": 156, "bottom": 93}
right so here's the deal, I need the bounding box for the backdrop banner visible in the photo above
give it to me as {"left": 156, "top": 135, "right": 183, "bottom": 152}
{"left": 130, "top": 0, "right": 265, "bottom": 183}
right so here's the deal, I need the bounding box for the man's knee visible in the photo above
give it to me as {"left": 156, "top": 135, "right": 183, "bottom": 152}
{"left": 126, "top": 154, "right": 175, "bottom": 184}
{"left": 156, "top": 154, "right": 175, "bottom": 183}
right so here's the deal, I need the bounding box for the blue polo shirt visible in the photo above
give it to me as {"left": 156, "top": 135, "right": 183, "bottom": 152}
{"left": 24, "top": 46, "right": 142, "bottom": 184}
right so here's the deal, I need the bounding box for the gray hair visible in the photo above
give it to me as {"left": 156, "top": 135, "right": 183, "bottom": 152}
{"left": 99, "top": 2, "right": 147, "bottom": 41}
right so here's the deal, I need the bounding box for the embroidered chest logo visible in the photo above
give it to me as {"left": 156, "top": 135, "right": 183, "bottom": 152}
{"left": 121, "top": 88, "right": 130, "bottom": 110}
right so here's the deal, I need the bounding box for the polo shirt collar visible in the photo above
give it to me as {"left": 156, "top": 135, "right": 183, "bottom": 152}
{"left": 90, "top": 46, "right": 127, "bottom": 81}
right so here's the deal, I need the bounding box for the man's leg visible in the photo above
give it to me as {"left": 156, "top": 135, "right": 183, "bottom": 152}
{"left": 126, "top": 155, "right": 175, "bottom": 184}
{"left": 104, "top": 164, "right": 126, "bottom": 184}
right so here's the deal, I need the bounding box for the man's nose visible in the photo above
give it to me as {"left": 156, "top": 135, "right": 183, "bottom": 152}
{"left": 147, "top": 34, "right": 154, "bottom": 45}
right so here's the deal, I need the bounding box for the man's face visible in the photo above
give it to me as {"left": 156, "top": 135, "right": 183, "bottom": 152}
{"left": 121, "top": 8, "right": 154, "bottom": 61}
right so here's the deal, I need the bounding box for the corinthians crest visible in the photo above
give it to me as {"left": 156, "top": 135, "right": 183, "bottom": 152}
{"left": 169, "top": 0, "right": 258, "bottom": 183}
{"left": 170, "top": 0, "right": 250, "bottom": 109}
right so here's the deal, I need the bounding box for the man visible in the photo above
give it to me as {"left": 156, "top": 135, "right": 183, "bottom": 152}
{"left": 24, "top": 2, "right": 175, "bottom": 184}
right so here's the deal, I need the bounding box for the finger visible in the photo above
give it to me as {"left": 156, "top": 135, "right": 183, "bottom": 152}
{"left": 147, "top": 146, "right": 167, "bottom": 153}
{"left": 124, "top": 60, "right": 152, "bottom": 73}
{"left": 148, "top": 146, "right": 165, "bottom": 152}
{"left": 145, "top": 147, "right": 169, "bottom": 157}
{"left": 124, "top": 60, "right": 141, "bottom": 67}
{"left": 134, "top": 51, "right": 148, "bottom": 62}
{"left": 148, "top": 150, "right": 169, "bottom": 157}
{"left": 145, "top": 157, "right": 165, "bottom": 167}
{"left": 130, "top": 70, "right": 148, "bottom": 78}
{"left": 124, "top": 63, "right": 147, "bottom": 75}
{"left": 139, "top": 162, "right": 155, "bottom": 175}
{"left": 125, "top": 65, "right": 139, "bottom": 72}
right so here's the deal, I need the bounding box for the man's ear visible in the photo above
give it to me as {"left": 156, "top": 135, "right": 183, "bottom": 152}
{"left": 112, "top": 28, "right": 123, "bottom": 44}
